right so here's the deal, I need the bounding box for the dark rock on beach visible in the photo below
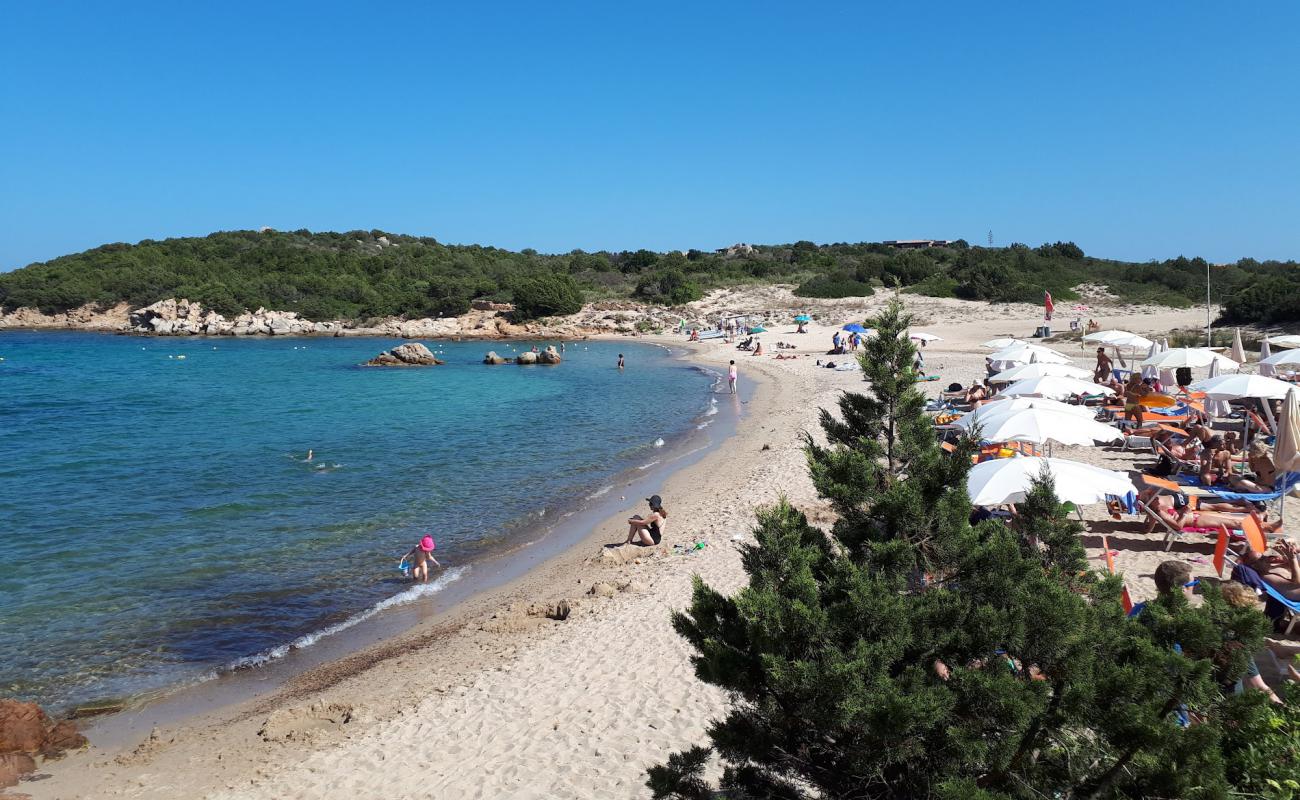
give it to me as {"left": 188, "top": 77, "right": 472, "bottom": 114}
{"left": 0, "top": 699, "right": 87, "bottom": 787}
{"left": 364, "top": 342, "right": 444, "bottom": 366}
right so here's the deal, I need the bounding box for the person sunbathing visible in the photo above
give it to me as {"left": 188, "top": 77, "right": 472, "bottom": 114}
{"left": 1228, "top": 441, "right": 1277, "bottom": 494}
{"left": 963, "top": 381, "right": 992, "bottom": 405}
{"left": 1138, "top": 489, "right": 1261, "bottom": 519}
{"left": 1237, "top": 540, "right": 1300, "bottom": 602}
{"left": 1142, "top": 491, "right": 1281, "bottom": 534}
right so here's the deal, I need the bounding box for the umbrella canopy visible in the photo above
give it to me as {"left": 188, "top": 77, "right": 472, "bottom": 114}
{"left": 1204, "top": 358, "right": 1232, "bottom": 417}
{"left": 967, "top": 457, "right": 1134, "bottom": 506}
{"left": 998, "top": 376, "right": 1116, "bottom": 401}
{"left": 794, "top": 315, "right": 811, "bottom": 323}
{"left": 1141, "top": 348, "right": 1238, "bottom": 370}
{"left": 1230, "top": 328, "right": 1247, "bottom": 366}
{"left": 988, "top": 344, "right": 1071, "bottom": 365}
{"left": 1083, "top": 330, "right": 1155, "bottom": 351}
{"left": 1160, "top": 338, "right": 1169, "bottom": 352}
{"left": 1266, "top": 335, "right": 1300, "bottom": 349}
{"left": 1190, "top": 373, "right": 1295, "bottom": 401}
{"left": 982, "top": 338, "right": 1029, "bottom": 350}
{"left": 988, "top": 363, "right": 1092, "bottom": 383}
{"left": 1275, "top": 388, "right": 1300, "bottom": 477}
{"left": 1259, "top": 339, "right": 1274, "bottom": 377}
{"left": 842, "top": 323, "right": 868, "bottom": 333}
{"left": 1261, "top": 349, "right": 1300, "bottom": 368}
{"left": 954, "top": 407, "right": 1122, "bottom": 447}
{"left": 749, "top": 326, "right": 767, "bottom": 334}
{"left": 964, "top": 396, "right": 1099, "bottom": 420}
{"left": 908, "top": 331, "right": 942, "bottom": 342}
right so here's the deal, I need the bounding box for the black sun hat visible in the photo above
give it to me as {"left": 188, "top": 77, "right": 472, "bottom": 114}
{"left": 646, "top": 494, "right": 663, "bottom": 508}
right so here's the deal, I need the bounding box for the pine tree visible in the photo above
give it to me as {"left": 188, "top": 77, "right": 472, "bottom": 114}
{"left": 649, "top": 299, "right": 1277, "bottom": 800}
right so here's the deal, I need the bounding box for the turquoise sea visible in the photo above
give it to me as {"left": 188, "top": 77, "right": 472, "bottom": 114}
{"left": 0, "top": 332, "right": 720, "bottom": 712}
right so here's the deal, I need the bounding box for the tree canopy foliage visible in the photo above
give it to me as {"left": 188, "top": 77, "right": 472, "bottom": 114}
{"left": 0, "top": 230, "right": 1295, "bottom": 323}
{"left": 647, "top": 300, "right": 1297, "bottom": 800}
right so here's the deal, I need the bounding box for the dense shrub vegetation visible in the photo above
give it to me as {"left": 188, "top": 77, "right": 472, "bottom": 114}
{"left": 0, "top": 229, "right": 1295, "bottom": 323}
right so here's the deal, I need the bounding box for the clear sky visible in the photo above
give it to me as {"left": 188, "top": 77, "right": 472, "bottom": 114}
{"left": 2, "top": 1, "right": 1297, "bottom": 270}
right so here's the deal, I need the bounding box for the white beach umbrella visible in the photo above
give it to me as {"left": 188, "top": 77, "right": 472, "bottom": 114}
{"left": 1204, "top": 358, "right": 1231, "bottom": 418}
{"left": 908, "top": 331, "right": 942, "bottom": 342}
{"left": 1266, "top": 335, "right": 1300, "bottom": 349}
{"left": 1230, "top": 328, "right": 1247, "bottom": 367}
{"left": 983, "top": 338, "right": 1028, "bottom": 350}
{"left": 1260, "top": 349, "right": 1300, "bottom": 369}
{"left": 988, "top": 344, "right": 1071, "bottom": 365}
{"left": 1276, "top": 388, "right": 1300, "bottom": 476}
{"left": 988, "top": 363, "right": 1092, "bottom": 383}
{"left": 951, "top": 395, "right": 1102, "bottom": 426}
{"left": 1259, "top": 339, "right": 1275, "bottom": 377}
{"left": 967, "top": 457, "right": 1134, "bottom": 507}
{"left": 1141, "top": 348, "right": 1238, "bottom": 371}
{"left": 1161, "top": 338, "right": 1169, "bottom": 352}
{"left": 1189, "top": 373, "right": 1295, "bottom": 401}
{"left": 1083, "top": 330, "right": 1155, "bottom": 351}
{"left": 955, "top": 407, "right": 1122, "bottom": 448}
{"left": 998, "top": 376, "right": 1116, "bottom": 401}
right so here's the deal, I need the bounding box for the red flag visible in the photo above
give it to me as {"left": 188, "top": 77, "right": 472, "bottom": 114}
{"left": 1044, "top": 291, "right": 1054, "bottom": 321}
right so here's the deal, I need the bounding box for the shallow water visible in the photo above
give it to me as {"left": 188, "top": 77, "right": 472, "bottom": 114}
{"left": 0, "top": 333, "right": 716, "bottom": 710}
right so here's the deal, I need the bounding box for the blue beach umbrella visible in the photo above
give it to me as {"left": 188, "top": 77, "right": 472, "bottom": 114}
{"left": 842, "top": 323, "right": 867, "bottom": 333}
{"left": 749, "top": 326, "right": 767, "bottom": 334}
{"left": 794, "top": 314, "right": 811, "bottom": 323}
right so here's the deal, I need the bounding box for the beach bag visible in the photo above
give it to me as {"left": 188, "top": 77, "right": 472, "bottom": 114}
{"left": 947, "top": 382, "right": 963, "bottom": 392}
{"left": 1176, "top": 367, "right": 1193, "bottom": 387}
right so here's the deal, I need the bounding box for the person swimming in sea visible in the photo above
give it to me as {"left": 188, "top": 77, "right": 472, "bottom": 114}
{"left": 624, "top": 495, "right": 667, "bottom": 546}
{"left": 617, "top": 353, "right": 625, "bottom": 369}
{"left": 399, "top": 535, "right": 441, "bottom": 583}
{"left": 306, "top": 449, "right": 314, "bottom": 462}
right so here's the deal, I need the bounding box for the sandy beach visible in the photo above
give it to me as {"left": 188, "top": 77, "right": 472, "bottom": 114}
{"left": 20, "top": 295, "right": 1298, "bottom": 800}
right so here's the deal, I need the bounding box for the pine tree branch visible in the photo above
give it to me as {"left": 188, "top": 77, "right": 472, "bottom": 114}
{"left": 1073, "top": 694, "right": 1182, "bottom": 800}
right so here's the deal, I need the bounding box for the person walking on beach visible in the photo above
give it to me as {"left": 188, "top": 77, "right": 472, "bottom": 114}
{"left": 399, "top": 535, "right": 441, "bottom": 583}
{"left": 617, "top": 353, "right": 625, "bottom": 369}
{"left": 728, "top": 360, "right": 737, "bottom": 394}
{"left": 625, "top": 495, "right": 667, "bottom": 546}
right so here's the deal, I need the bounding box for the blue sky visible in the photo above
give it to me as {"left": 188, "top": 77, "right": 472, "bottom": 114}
{"left": 2, "top": 1, "right": 1297, "bottom": 269}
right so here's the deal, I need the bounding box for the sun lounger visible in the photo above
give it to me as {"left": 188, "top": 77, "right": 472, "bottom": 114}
{"left": 1136, "top": 494, "right": 1270, "bottom": 552}
{"left": 1150, "top": 439, "right": 1201, "bottom": 476}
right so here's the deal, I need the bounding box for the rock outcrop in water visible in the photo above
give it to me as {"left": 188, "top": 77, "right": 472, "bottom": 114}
{"left": 515, "top": 351, "right": 538, "bottom": 365}
{"left": 538, "top": 345, "right": 562, "bottom": 364}
{"left": 364, "top": 342, "right": 444, "bottom": 366}
{"left": 483, "top": 351, "right": 509, "bottom": 364}
{"left": 0, "top": 699, "right": 86, "bottom": 788}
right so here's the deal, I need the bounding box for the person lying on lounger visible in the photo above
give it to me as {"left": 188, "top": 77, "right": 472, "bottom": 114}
{"left": 1237, "top": 539, "right": 1300, "bottom": 602}
{"left": 1138, "top": 489, "right": 1261, "bottom": 518}
{"left": 1142, "top": 491, "right": 1282, "bottom": 534}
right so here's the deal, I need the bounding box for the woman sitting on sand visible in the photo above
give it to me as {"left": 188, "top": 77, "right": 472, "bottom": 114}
{"left": 753, "top": 341, "right": 764, "bottom": 356}
{"left": 625, "top": 495, "right": 667, "bottom": 546}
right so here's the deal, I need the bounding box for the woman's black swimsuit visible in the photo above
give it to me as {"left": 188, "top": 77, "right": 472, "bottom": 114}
{"left": 648, "top": 521, "right": 662, "bottom": 545}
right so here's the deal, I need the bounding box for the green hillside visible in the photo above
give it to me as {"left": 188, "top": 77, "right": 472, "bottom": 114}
{"left": 0, "top": 229, "right": 1295, "bottom": 323}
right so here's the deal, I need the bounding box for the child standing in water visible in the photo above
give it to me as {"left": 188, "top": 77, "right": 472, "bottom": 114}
{"left": 617, "top": 353, "right": 625, "bottom": 369}
{"left": 728, "top": 360, "right": 737, "bottom": 394}
{"left": 399, "top": 535, "right": 441, "bottom": 583}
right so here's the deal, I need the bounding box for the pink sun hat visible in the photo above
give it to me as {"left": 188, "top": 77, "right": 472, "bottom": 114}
{"left": 419, "top": 535, "right": 435, "bottom": 552}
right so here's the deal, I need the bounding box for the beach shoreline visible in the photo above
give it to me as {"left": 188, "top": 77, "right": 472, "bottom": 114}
{"left": 23, "top": 299, "right": 1288, "bottom": 800}
{"left": 20, "top": 335, "right": 795, "bottom": 799}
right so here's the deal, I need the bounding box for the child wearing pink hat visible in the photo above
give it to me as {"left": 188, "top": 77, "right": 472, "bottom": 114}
{"left": 399, "top": 535, "right": 441, "bottom": 583}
